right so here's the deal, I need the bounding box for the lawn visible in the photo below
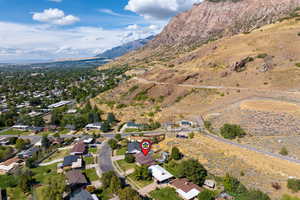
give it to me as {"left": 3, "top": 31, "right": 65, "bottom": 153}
{"left": 116, "top": 147, "right": 127, "bottom": 155}
{"left": 84, "top": 156, "right": 95, "bottom": 165}
{"left": 116, "top": 159, "right": 136, "bottom": 171}
{"left": 127, "top": 173, "right": 153, "bottom": 188}
{"left": 0, "top": 129, "right": 28, "bottom": 135}
{"left": 7, "top": 187, "right": 27, "bottom": 200}
{"left": 150, "top": 187, "right": 181, "bottom": 200}
{"left": 84, "top": 168, "right": 99, "bottom": 182}
{"left": 35, "top": 186, "right": 46, "bottom": 200}
{"left": 42, "top": 149, "right": 70, "bottom": 163}
{"left": 31, "top": 163, "right": 58, "bottom": 184}
{"left": 89, "top": 147, "right": 98, "bottom": 154}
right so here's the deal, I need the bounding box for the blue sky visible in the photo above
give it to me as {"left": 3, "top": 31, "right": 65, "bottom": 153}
{"left": 0, "top": 0, "right": 201, "bottom": 62}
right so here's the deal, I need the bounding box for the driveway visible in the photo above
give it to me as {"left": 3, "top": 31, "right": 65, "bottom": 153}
{"left": 98, "top": 141, "right": 114, "bottom": 173}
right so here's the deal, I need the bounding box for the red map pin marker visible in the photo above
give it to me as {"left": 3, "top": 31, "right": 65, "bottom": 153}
{"left": 140, "top": 139, "right": 152, "bottom": 156}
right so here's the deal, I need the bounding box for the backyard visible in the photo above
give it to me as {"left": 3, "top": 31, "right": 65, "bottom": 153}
{"left": 150, "top": 187, "right": 181, "bottom": 200}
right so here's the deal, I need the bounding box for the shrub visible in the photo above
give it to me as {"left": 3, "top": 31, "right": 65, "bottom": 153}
{"left": 220, "top": 124, "right": 246, "bottom": 139}
{"left": 295, "top": 63, "right": 300, "bottom": 68}
{"left": 198, "top": 189, "right": 215, "bottom": 200}
{"left": 257, "top": 53, "right": 268, "bottom": 59}
{"left": 287, "top": 179, "right": 300, "bottom": 192}
{"left": 171, "top": 147, "right": 182, "bottom": 160}
{"left": 189, "top": 132, "right": 195, "bottom": 139}
{"left": 279, "top": 147, "right": 288, "bottom": 156}
{"left": 124, "top": 154, "right": 135, "bottom": 163}
{"left": 223, "top": 174, "right": 247, "bottom": 195}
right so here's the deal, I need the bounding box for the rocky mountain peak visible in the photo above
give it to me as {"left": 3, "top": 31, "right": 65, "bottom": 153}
{"left": 149, "top": 0, "right": 300, "bottom": 48}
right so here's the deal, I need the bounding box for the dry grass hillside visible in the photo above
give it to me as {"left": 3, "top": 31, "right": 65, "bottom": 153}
{"left": 93, "top": 16, "right": 300, "bottom": 125}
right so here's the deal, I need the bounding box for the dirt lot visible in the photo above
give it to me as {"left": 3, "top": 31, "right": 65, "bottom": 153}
{"left": 160, "top": 134, "right": 300, "bottom": 199}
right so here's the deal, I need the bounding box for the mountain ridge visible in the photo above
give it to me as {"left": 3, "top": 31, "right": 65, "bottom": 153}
{"left": 96, "top": 35, "right": 155, "bottom": 59}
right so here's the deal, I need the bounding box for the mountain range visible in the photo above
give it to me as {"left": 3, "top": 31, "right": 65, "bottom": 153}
{"left": 96, "top": 35, "right": 155, "bottom": 59}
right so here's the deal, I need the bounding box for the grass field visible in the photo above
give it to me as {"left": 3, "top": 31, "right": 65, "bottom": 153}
{"left": 42, "top": 149, "right": 70, "bottom": 163}
{"left": 32, "top": 163, "right": 58, "bottom": 184}
{"left": 0, "top": 129, "right": 29, "bottom": 135}
{"left": 7, "top": 187, "right": 27, "bottom": 200}
{"left": 150, "top": 187, "right": 181, "bottom": 200}
{"left": 35, "top": 186, "right": 46, "bottom": 200}
{"left": 116, "top": 159, "right": 136, "bottom": 171}
{"left": 89, "top": 147, "right": 98, "bottom": 154}
{"left": 127, "top": 173, "right": 153, "bottom": 188}
{"left": 84, "top": 168, "right": 99, "bottom": 182}
{"left": 84, "top": 156, "right": 95, "bottom": 165}
{"left": 116, "top": 147, "right": 127, "bottom": 155}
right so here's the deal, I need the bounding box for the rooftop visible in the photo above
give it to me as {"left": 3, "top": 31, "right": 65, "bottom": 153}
{"left": 134, "top": 152, "right": 156, "bottom": 166}
{"left": 66, "top": 170, "right": 88, "bottom": 185}
{"left": 148, "top": 165, "right": 173, "bottom": 182}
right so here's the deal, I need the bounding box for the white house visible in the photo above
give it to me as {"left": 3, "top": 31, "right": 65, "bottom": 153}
{"left": 48, "top": 101, "right": 71, "bottom": 109}
{"left": 148, "top": 165, "right": 174, "bottom": 183}
{"left": 12, "top": 125, "right": 30, "bottom": 131}
{"left": 85, "top": 123, "right": 102, "bottom": 131}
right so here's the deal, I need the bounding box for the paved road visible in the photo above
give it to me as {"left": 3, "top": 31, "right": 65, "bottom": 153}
{"left": 98, "top": 141, "right": 114, "bottom": 173}
{"left": 134, "top": 77, "right": 300, "bottom": 95}
{"left": 204, "top": 131, "right": 300, "bottom": 166}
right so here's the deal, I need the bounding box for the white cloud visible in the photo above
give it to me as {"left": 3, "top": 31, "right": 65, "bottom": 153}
{"left": 32, "top": 8, "right": 79, "bottom": 25}
{"left": 125, "top": 0, "right": 202, "bottom": 20}
{"left": 126, "top": 24, "right": 139, "bottom": 30}
{"left": 0, "top": 21, "right": 161, "bottom": 62}
{"left": 98, "top": 9, "right": 126, "bottom": 17}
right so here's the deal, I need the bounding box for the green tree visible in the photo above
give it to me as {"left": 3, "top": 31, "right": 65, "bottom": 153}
{"left": 0, "top": 175, "right": 18, "bottom": 188}
{"left": 25, "top": 157, "right": 35, "bottom": 168}
{"left": 42, "top": 135, "right": 51, "bottom": 149}
{"left": 19, "top": 170, "right": 33, "bottom": 193}
{"left": 15, "top": 138, "right": 27, "bottom": 150}
{"left": 133, "top": 165, "right": 152, "bottom": 181}
{"left": 287, "top": 179, "right": 300, "bottom": 192}
{"left": 43, "top": 175, "right": 66, "bottom": 200}
{"left": 101, "top": 171, "right": 116, "bottom": 189}
{"left": 119, "top": 187, "right": 142, "bottom": 200}
{"left": 108, "top": 139, "right": 118, "bottom": 150}
{"left": 109, "top": 174, "right": 122, "bottom": 194}
{"left": 107, "top": 113, "right": 117, "bottom": 125}
{"left": 125, "top": 154, "right": 135, "bottom": 163}
{"left": 115, "top": 134, "right": 122, "bottom": 141}
{"left": 101, "top": 121, "right": 111, "bottom": 132}
{"left": 8, "top": 137, "right": 18, "bottom": 144}
{"left": 177, "top": 159, "right": 207, "bottom": 185}
{"left": 171, "top": 147, "right": 182, "bottom": 160}
{"left": 223, "top": 174, "right": 247, "bottom": 195}
{"left": 220, "top": 124, "right": 246, "bottom": 139}
{"left": 198, "top": 189, "right": 215, "bottom": 200}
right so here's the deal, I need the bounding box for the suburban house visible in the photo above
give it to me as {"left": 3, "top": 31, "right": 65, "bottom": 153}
{"left": 0, "top": 157, "right": 23, "bottom": 175}
{"left": 120, "top": 122, "right": 142, "bottom": 133}
{"left": 61, "top": 155, "right": 82, "bottom": 170}
{"left": 65, "top": 170, "right": 88, "bottom": 188}
{"left": 0, "top": 137, "right": 9, "bottom": 145}
{"left": 29, "top": 127, "right": 44, "bottom": 134}
{"left": 85, "top": 123, "right": 102, "bottom": 131}
{"left": 12, "top": 125, "right": 30, "bottom": 131}
{"left": 69, "top": 188, "right": 99, "bottom": 200}
{"left": 170, "top": 178, "right": 203, "bottom": 200}
{"left": 18, "top": 147, "right": 40, "bottom": 159}
{"left": 127, "top": 142, "right": 141, "bottom": 154}
{"left": 83, "top": 137, "right": 94, "bottom": 144}
{"left": 148, "top": 165, "right": 174, "bottom": 184}
{"left": 134, "top": 152, "right": 156, "bottom": 166}
{"left": 48, "top": 100, "right": 72, "bottom": 109}
{"left": 70, "top": 142, "right": 87, "bottom": 155}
